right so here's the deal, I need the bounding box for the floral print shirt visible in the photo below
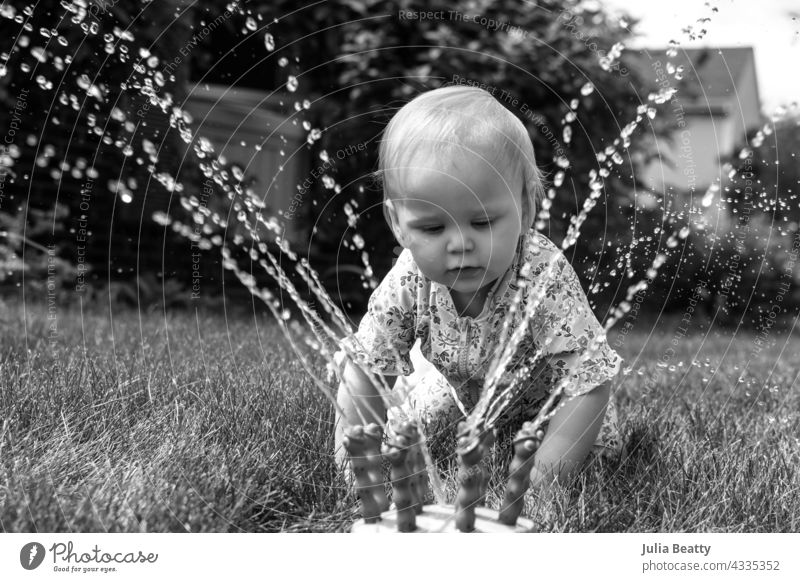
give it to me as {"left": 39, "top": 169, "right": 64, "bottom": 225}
{"left": 351, "top": 230, "right": 622, "bottom": 414}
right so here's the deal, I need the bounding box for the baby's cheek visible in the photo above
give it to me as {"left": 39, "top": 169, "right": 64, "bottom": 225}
{"left": 408, "top": 245, "right": 434, "bottom": 269}
{"left": 489, "top": 234, "right": 518, "bottom": 268}
{"left": 418, "top": 254, "right": 443, "bottom": 275}
{"left": 486, "top": 233, "right": 510, "bottom": 256}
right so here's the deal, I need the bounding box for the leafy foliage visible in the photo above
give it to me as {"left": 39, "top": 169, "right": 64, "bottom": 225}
{"left": 235, "top": 0, "right": 657, "bottom": 313}
{"left": 0, "top": 0, "right": 198, "bottom": 300}
{"left": 0, "top": 202, "right": 77, "bottom": 310}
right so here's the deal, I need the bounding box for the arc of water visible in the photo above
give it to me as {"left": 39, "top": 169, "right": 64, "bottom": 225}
{"left": 465, "top": 30, "right": 720, "bottom": 432}
{"left": 161, "top": 140, "right": 451, "bottom": 500}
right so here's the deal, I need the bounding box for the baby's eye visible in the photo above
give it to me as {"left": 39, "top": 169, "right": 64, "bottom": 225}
{"left": 419, "top": 225, "right": 443, "bottom": 234}
{"left": 472, "top": 218, "right": 495, "bottom": 228}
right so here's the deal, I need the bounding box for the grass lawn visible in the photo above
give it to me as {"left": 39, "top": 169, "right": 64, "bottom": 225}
{"left": 1, "top": 298, "right": 798, "bottom": 532}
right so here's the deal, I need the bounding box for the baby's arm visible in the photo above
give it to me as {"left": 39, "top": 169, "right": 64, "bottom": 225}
{"left": 529, "top": 379, "right": 611, "bottom": 488}
{"left": 334, "top": 361, "right": 396, "bottom": 473}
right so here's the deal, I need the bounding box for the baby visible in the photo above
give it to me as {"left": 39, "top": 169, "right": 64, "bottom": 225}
{"left": 334, "top": 85, "right": 622, "bottom": 491}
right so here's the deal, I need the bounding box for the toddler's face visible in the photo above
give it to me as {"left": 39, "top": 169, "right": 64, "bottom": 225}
{"left": 390, "top": 146, "right": 524, "bottom": 307}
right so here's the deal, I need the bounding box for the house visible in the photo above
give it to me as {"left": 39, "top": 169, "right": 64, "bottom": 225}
{"left": 183, "top": 84, "right": 310, "bottom": 247}
{"left": 629, "top": 47, "right": 762, "bottom": 200}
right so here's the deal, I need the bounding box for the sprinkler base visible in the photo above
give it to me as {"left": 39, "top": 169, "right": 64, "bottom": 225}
{"left": 350, "top": 504, "right": 533, "bottom": 533}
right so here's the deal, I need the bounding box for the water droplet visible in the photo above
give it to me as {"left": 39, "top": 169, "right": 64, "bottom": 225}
{"left": 40, "top": 76, "right": 56, "bottom": 91}
{"left": 306, "top": 128, "right": 321, "bottom": 145}
{"left": 31, "top": 46, "right": 47, "bottom": 63}
{"left": 580, "top": 82, "right": 595, "bottom": 96}
{"left": 264, "top": 33, "right": 275, "bottom": 51}
{"left": 286, "top": 75, "right": 298, "bottom": 92}
{"left": 666, "top": 40, "right": 679, "bottom": 58}
{"left": 245, "top": 17, "right": 257, "bottom": 31}
{"left": 652, "top": 87, "right": 677, "bottom": 104}
{"left": 278, "top": 56, "right": 288, "bottom": 67}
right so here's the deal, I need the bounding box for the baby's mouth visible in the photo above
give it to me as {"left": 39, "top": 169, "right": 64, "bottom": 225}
{"left": 448, "top": 266, "right": 483, "bottom": 277}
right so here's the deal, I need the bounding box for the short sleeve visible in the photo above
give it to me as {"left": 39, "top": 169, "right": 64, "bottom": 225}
{"left": 532, "top": 251, "right": 622, "bottom": 397}
{"left": 346, "top": 250, "right": 421, "bottom": 375}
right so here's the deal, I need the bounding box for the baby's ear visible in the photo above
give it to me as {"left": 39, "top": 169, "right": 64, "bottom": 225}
{"left": 385, "top": 200, "right": 408, "bottom": 247}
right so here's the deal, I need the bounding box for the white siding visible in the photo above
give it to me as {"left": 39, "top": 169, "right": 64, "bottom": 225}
{"left": 183, "top": 84, "right": 309, "bottom": 246}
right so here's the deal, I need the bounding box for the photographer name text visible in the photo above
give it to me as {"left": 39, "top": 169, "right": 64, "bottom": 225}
{"left": 641, "top": 542, "right": 711, "bottom": 557}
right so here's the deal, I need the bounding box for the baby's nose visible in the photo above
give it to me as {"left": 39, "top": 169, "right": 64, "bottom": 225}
{"left": 446, "top": 232, "right": 475, "bottom": 253}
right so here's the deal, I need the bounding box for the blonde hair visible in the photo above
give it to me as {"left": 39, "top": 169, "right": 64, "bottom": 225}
{"left": 377, "top": 85, "right": 544, "bottom": 228}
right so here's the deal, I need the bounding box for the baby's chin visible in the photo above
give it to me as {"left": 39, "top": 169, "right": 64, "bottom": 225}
{"left": 419, "top": 263, "right": 509, "bottom": 290}
{"left": 446, "top": 278, "right": 498, "bottom": 294}
{"left": 442, "top": 270, "right": 499, "bottom": 293}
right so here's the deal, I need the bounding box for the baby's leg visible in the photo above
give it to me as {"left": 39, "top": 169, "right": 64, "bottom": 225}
{"left": 391, "top": 343, "right": 464, "bottom": 465}
{"left": 590, "top": 396, "right": 623, "bottom": 460}
{"left": 519, "top": 391, "right": 622, "bottom": 525}
{"left": 393, "top": 372, "right": 460, "bottom": 455}
{"left": 504, "top": 374, "right": 623, "bottom": 461}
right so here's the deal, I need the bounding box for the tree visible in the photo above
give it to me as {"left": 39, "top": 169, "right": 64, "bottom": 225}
{"left": 234, "top": 0, "right": 658, "bottom": 314}
{"left": 0, "top": 0, "right": 197, "bottom": 296}
{"left": 2, "top": 1, "right": 662, "bottom": 313}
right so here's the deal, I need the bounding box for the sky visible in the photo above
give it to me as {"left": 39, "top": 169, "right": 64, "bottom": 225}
{"left": 600, "top": 0, "right": 800, "bottom": 114}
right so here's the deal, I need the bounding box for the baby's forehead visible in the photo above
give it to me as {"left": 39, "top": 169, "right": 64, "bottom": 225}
{"left": 395, "top": 143, "right": 509, "bottom": 178}
{"left": 391, "top": 149, "right": 517, "bottom": 190}
{"left": 393, "top": 164, "right": 521, "bottom": 209}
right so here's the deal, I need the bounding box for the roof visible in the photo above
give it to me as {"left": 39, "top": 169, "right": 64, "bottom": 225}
{"left": 626, "top": 46, "right": 760, "bottom": 111}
